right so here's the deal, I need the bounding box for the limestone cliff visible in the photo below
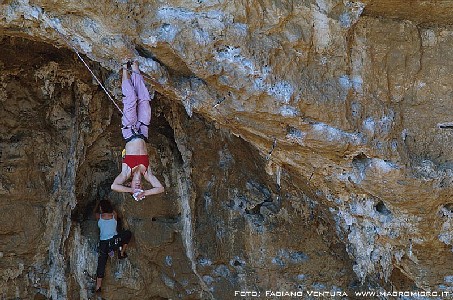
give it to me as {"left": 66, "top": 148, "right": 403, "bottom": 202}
{"left": 1, "top": 0, "right": 453, "bottom": 299}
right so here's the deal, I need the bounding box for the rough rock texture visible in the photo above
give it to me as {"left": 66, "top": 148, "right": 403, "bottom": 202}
{"left": 0, "top": 37, "right": 358, "bottom": 299}
{"left": 2, "top": 0, "right": 453, "bottom": 299}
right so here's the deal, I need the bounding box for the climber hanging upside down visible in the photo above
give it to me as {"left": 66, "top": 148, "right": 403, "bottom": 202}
{"left": 111, "top": 61, "right": 164, "bottom": 200}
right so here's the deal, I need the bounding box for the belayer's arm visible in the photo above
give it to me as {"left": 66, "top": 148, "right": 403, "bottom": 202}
{"left": 93, "top": 202, "right": 101, "bottom": 220}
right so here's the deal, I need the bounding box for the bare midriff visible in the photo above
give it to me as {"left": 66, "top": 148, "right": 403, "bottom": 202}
{"left": 125, "top": 138, "right": 147, "bottom": 155}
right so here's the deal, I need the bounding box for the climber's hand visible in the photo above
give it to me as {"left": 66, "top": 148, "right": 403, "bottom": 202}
{"left": 132, "top": 189, "right": 145, "bottom": 201}
{"left": 136, "top": 190, "right": 146, "bottom": 201}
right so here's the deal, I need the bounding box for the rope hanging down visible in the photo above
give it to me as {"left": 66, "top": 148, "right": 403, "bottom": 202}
{"left": 43, "top": 17, "right": 157, "bottom": 117}
{"left": 53, "top": 30, "right": 124, "bottom": 115}
{"left": 42, "top": 14, "right": 163, "bottom": 122}
{"left": 55, "top": 29, "right": 163, "bottom": 92}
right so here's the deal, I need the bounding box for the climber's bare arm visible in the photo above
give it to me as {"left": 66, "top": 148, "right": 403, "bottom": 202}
{"left": 111, "top": 166, "right": 133, "bottom": 193}
{"left": 141, "top": 168, "right": 164, "bottom": 197}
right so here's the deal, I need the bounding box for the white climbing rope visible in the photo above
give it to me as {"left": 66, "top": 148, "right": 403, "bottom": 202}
{"left": 40, "top": 13, "right": 130, "bottom": 120}
{"left": 55, "top": 30, "right": 124, "bottom": 115}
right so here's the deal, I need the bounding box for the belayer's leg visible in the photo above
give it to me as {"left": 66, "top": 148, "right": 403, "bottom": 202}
{"left": 95, "top": 241, "right": 109, "bottom": 292}
{"left": 131, "top": 61, "right": 151, "bottom": 138}
{"left": 121, "top": 65, "right": 138, "bottom": 140}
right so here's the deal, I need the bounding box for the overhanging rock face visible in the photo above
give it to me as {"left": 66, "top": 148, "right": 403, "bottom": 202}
{"left": 2, "top": 0, "right": 453, "bottom": 298}
{"left": 363, "top": 0, "right": 453, "bottom": 25}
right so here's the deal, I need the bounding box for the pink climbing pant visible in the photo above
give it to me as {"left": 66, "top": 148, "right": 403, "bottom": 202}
{"left": 121, "top": 71, "right": 152, "bottom": 140}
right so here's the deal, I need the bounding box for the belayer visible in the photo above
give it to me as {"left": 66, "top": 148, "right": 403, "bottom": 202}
{"left": 111, "top": 60, "right": 164, "bottom": 200}
{"left": 94, "top": 199, "right": 132, "bottom": 293}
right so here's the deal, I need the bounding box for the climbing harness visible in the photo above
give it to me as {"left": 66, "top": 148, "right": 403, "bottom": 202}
{"left": 122, "top": 119, "right": 149, "bottom": 143}
{"left": 98, "top": 236, "right": 122, "bottom": 257}
{"left": 123, "top": 130, "right": 148, "bottom": 143}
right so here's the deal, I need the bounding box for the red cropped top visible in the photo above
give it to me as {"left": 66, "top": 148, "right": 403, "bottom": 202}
{"left": 123, "top": 155, "right": 149, "bottom": 170}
